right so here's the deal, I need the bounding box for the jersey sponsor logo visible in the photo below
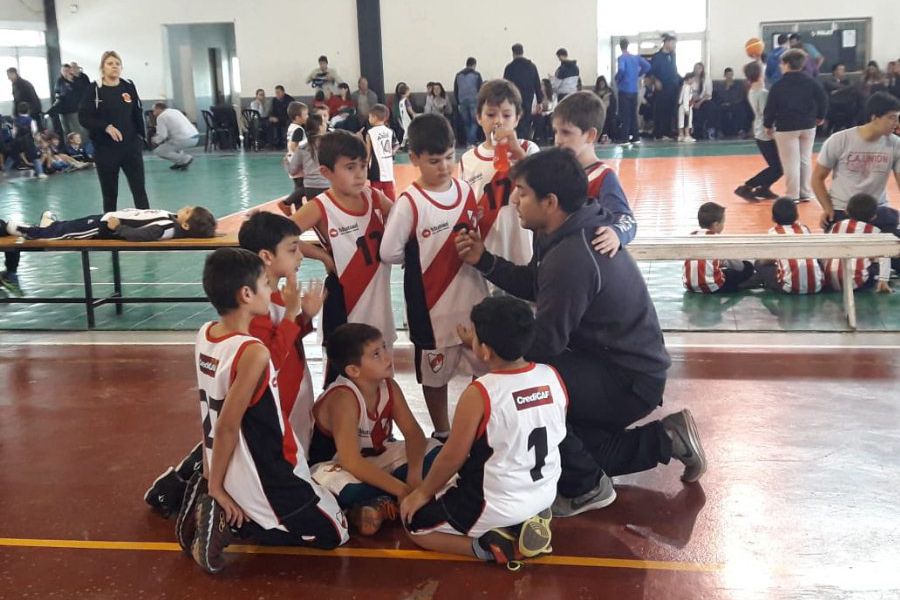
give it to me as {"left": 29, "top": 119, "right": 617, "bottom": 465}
{"left": 329, "top": 228, "right": 338, "bottom": 238}
{"left": 331, "top": 223, "right": 360, "bottom": 237}
{"left": 121, "top": 93, "right": 132, "bottom": 103}
{"left": 198, "top": 353, "right": 219, "bottom": 377}
{"left": 427, "top": 351, "right": 444, "bottom": 373}
{"left": 513, "top": 385, "right": 554, "bottom": 410}
{"left": 421, "top": 222, "right": 450, "bottom": 239}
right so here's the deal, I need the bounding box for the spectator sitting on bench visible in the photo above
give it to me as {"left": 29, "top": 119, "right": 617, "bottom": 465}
{"left": 3, "top": 206, "right": 216, "bottom": 242}
{"left": 683, "top": 202, "right": 756, "bottom": 293}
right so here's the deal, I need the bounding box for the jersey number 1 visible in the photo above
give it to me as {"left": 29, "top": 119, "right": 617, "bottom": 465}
{"left": 527, "top": 426, "right": 548, "bottom": 482}
{"left": 355, "top": 230, "right": 383, "bottom": 265}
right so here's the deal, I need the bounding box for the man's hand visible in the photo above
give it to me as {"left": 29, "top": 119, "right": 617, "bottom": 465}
{"left": 400, "top": 488, "right": 431, "bottom": 526}
{"left": 106, "top": 216, "right": 120, "bottom": 230}
{"left": 105, "top": 124, "right": 123, "bottom": 142}
{"left": 300, "top": 279, "right": 325, "bottom": 319}
{"left": 455, "top": 228, "right": 485, "bottom": 265}
{"left": 456, "top": 324, "right": 475, "bottom": 348}
{"left": 591, "top": 226, "right": 621, "bottom": 257}
{"left": 819, "top": 208, "right": 835, "bottom": 230}
{"left": 208, "top": 485, "right": 248, "bottom": 528}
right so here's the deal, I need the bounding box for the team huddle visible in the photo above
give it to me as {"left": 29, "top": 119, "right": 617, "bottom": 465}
{"left": 145, "top": 82, "right": 705, "bottom": 573}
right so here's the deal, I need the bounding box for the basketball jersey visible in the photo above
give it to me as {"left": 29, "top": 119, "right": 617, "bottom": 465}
{"left": 399, "top": 179, "right": 489, "bottom": 348}
{"left": 683, "top": 229, "right": 725, "bottom": 293}
{"left": 585, "top": 162, "right": 612, "bottom": 200}
{"left": 440, "top": 363, "right": 567, "bottom": 535}
{"left": 823, "top": 219, "right": 881, "bottom": 290}
{"left": 266, "top": 293, "right": 315, "bottom": 453}
{"left": 100, "top": 209, "right": 178, "bottom": 240}
{"left": 309, "top": 375, "right": 394, "bottom": 465}
{"left": 367, "top": 124, "right": 396, "bottom": 182}
{"left": 312, "top": 189, "right": 396, "bottom": 344}
{"left": 194, "top": 322, "right": 318, "bottom": 532}
{"left": 768, "top": 224, "right": 823, "bottom": 294}
{"left": 460, "top": 140, "right": 539, "bottom": 265}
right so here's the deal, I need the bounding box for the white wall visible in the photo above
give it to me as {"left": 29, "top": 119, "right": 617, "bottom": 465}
{"left": 708, "top": 1, "right": 899, "bottom": 75}
{"left": 0, "top": 0, "right": 43, "bottom": 24}
{"left": 55, "top": 0, "right": 359, "bottom": 101}
{"left": 381, "top": 0, "right": 598, "bottom": 93}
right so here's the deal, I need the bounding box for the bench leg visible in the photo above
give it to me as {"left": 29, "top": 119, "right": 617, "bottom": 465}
{"left": 111, "top": 250, "right": 123, "bottom": 315}
{"left": 81, "top": 250, "right": 95, "bottom": 329}
{"left": 841, "top": 258, "right": 856, "bottom": 330}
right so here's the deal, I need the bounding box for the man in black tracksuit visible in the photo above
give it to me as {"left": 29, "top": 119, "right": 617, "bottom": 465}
{"left": 456, "top": 149, "right": 707, "bottom": 517}
{"left": 503, "top": 44, "right": 544, "bottom": 140}
{"left": 650, "top": 34, "right": 680, "bottom": 139}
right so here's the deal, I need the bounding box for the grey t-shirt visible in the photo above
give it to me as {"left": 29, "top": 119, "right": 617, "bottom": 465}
{"left": 818, "top": 128, "right": 900, "bottom": 210}
{"left": 287, "top": 144, "right": 329, "bottom": 189}
{"left": 747, "top": 87, "right": 770, "bottom": 141}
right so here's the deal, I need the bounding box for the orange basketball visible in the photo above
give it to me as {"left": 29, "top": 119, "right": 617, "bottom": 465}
{"left": 745, "top": 37, "right": 764, "bottom": 59}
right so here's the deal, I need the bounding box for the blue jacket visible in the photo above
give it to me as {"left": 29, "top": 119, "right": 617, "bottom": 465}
{"left": 650, "top": 50, "right": 679, "bottom": 88}
{"left": 765, "top": 47, "right": 786, "bottom": 85}
{"left": 594, "top": 169, "right": 637, "bottom": 246}
{"left": 615, "top": 53, "right": 651, "bottom": 94}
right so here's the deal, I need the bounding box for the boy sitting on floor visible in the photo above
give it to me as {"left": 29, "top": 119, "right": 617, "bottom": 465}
{"left": 683, "top": 202, "right": 755, "bottom": 293}
{"left": 755, "top": 198, "right": 823, "bottom": 294}
{"left": 823, "top": 193, "right": 893, "bottom": 293}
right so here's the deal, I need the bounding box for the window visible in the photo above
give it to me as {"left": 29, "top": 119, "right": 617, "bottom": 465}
{"left": 0, "top": 27, "right": 49, "bottom": 103}
{"left": 0, "top": 29, "right": 45, "bottom": 47}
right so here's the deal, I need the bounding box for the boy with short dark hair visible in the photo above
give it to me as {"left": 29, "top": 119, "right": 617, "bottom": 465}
{"left": 401, "top": 296, "right": 566, "bottom": 568}
{"left": 381, "top": 113, "right": 488, "bottom": 439}
{"left": 460, "top": 79, "right": 539, "bottom": 265}
{"left": 183, "top": 248, "right": 347, "bottom": 574}
{"left": 309, "top": 322, "right": 440, "bottom": 535}
{"left": 683, "top": 202, "right": 755, "bottom": 293}
{"left": 755, "top": 198, "right": 823, "bottom": 294}
{"left": 552, "top": 91, "right": 637, "bottom": 255}
{"left": 278, "top": 101, "right": 310, "bottom": 215}
{"left": 366, "top": 103, "right": 399, "bottom": 200}
{"left": 823, "top": 193, "right": 892, "bottom": 293}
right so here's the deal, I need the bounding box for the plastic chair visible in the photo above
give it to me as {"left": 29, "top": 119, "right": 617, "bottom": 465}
{"left": 241, "top": 109, "right": 261, "bottom": 151}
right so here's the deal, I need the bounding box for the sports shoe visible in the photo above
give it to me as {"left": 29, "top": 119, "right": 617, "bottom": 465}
{"left": 39, "top": 210, "right": 57, "bottom": 228}
{"left": 517, "top": 508, "right": 553, "bottom": 558}
{"left": 176, "top": 469, "right": 207, "bottom": 554}
{"left": 551, "top": 472, "right": 617, "bottom": 518}
{"left": 477, "top": 527, "right": 523, "bottom": 570}
{"left": 733, "top": 185, "right": 758, "bottom": 201}
{"left": 662, "top": 409, "right": 707, "bottom": 483}
{"left": 430, "top": 431, "right": 449, "bottom": 443}
{"left": 752, "top": 187, "right": 778, "bottom": 200}
{"left": 175, "top": 442, "right": 204, "bottom": 481}
{"left": 4, "top": 219, "right": 25, "bottom": 237}
{"left": 191, "top": 494, "right": 233, "bottom": 574}
{"left": 144, "top": 466, "right": 187, "bottom": 518}
{"left": 348, "top": 495, "right": 398, "bottom": 536}
{"left": 0, "top": 271, "right": 23, "bottom": 296}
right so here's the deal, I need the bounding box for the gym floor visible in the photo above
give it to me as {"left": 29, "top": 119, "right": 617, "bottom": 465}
{"left": 2, "top": 141, "right": 899, "bottom": 599}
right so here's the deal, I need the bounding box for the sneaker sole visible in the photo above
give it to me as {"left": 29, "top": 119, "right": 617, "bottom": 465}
{"left": 192, "top": 498, "right": 230, "bottom": 574}
{"left": 144, "top": 466, "right": 176, "bottom": 506}
{"left": 519, "top": 509, "right": 552, "bottom": 558}
{"left": 176, "top": 474, "right": 204, "bottom": 554}
{"left": 680, "top": 409, "right": 707, "bottom": 483}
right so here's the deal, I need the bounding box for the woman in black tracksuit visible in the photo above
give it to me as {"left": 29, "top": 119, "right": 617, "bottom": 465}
{"left": 78, "top": 50, "right": 149, "bottom": 212}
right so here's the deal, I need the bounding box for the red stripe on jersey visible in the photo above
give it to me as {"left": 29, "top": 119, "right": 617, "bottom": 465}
{"left": 422, "top": 188, "right": 478, "bottom": 310}
{"left": 471, "top": 380, "right": 492, "bottom": 439}
{"left": 311, "top": 196, "right": 330, "bottom": 247}
{"left": 338, "top": 201, "right": 386, "bottom": 317}
{"left": 369, "top": 383, "right": 394, "bottom": 452}
{"left": 585, "top": 162, "right": 611, "bottom": 200}
{"left": 548, "top": 365, "right": 570, "bottom": 411}
{"left": 475, "top": 173, "right": 512, "bottom": 242}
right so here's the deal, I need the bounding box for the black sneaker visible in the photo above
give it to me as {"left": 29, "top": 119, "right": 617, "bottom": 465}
{"left": 144, "top": 467, "right": 186, "bottom": 518}
{"left": 551, "top": 473, "right": 616, "bottom": 517}
{"left": 176, "top": 470, "right": 206, "bottom": 554}
{"left": 175, "top": 442, "right": 204, "bottom": 481}
{"left": 191, "top": 494, "right": 233, "bottom": 574}
{"left": 752, "top": 187, "right": 778, "bottom": 200}
{"left": 431, "top": 431, "right": 449, "bottom": 443}
{"left": 662, "top": 409, "right": 708, "bottom": 483}
{"left": 734, "top": 185, "right": 758, "bottom": 201}
{"left": 477, "top": 527, "right": 525, "bottom": 571}
{"left": 0, "top": 271, "right": 22, "bottom": 297}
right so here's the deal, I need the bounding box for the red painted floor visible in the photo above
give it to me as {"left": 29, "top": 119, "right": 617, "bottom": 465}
{"left": 2, "top": 342, "right": 899, "bottom": 599}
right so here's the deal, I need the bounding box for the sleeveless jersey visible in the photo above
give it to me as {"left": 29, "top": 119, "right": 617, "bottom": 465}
{"left": 367, "top": 124, "right": 396, "bottom": 182}
{"left": 399, "top": 179, "right": 489, "bottom": 348}
{"left": 769, "top": 224, "right": 823, "bottom": 294}
{"left": 440, "top": 363, "right": 567, "bottom": 535}
{"left": 460, "top": 140, "right": 539, "bottom": 265}
{"left": 585, "top": 162, "right": 613, "bottom": 200}
{"left": 309, "top": 375, "right": 395, "bottom": 465}
{"left": 683, "top": 229, "right": 725, "bottom": 293}
{"left": 195, "top": 322, "right": 319, "bottom": 532}
{"left": 100, "top": 209, "right": 178, "bottom": 240}
{"left": 823, "top": 219, "right": 881, "bottom": 290}
{"left": 312, "top": 189, "right": 396, "bottom": 344}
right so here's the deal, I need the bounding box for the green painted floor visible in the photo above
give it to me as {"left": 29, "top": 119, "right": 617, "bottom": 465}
{"left": 1, "top": 146, "right": 897, "bottom": 332}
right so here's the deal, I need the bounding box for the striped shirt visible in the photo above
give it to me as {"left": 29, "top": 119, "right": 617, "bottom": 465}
{"left": 768, "top": 223, "right": 823, "bottom": 294}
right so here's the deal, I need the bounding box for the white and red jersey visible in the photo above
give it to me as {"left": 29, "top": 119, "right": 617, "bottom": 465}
{"left": 308, "top": 375, "right": 395, "bottom": 465}
{"left": 683, "top": 229, "right": 725, "bottom": 293}
{"left": 383, "top": 178, "right": 489, "bottom": 348}
{"left": 823, "top": 219, "right": 883, "bottom": 290}
{"left": 768, "top": 223, "right": 823, "bottom": 294}
{"left": 585, "top": 162, "right": 613, "bottom": 200}
{"left": 460, "top": 140, "right": 539, "bottom": 265}
{"left": 434, "top": 363, "right": 568, "bottom": 537}
{"left": 312, "top": 189, "right": 396, "bottom": 344}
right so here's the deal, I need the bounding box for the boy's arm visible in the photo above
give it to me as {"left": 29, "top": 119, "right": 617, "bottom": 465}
{"left": 387, "top": 379, "right": 427, "bottom": 488}
{"left": 328, "top": 391, "right": 410, "bottom": 498}
{"left": 380, "top": 194, "right": 413, "bottom": 264}
{"left": 374, "top": 187, "right": 394, "bottom": 217}
{"left": 400, "top": 384, "right": 484, "bottom": 523}
{"left": 208, "top": 342, "right": 270, "bottom": 526}
{"left": 248, "top": 313, "right": 300, "bottom": 371}
{"left": 593, "top": 172, "right": 637, "bottom": 253}
{"left": 299, "top": 239, "right": 336, "bottom": 275}
{"left": 291, "top": 198, "right": 325, "bottom": 233}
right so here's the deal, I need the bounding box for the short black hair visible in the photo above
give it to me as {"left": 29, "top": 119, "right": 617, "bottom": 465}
{"left": 724, "top": 68, "right": 734, "bottom": 75}
{"left": 782, "top": 48, "right": 807, "bottom": 71}
{"left": 847, "top": 193, "right": 878, "bottom": 222}
{"left": 477, "top": 78, "right": 523, "bottom": 116}
{"left": 512, "top": 43, "right": 524, "bottom": 56}
{"left": 318, "top": 55, "right": 328, "bottom": 63}
{"left": 619, "top": 38, "right": 629, "bottom": 51}
{"left": 287, "top": 101, "right": 308, "bottom": 120}
{"left": 697, "top": 202, "right": 725, "bottom": 229}
{"left": 203, "top": 248, "right": 264, "bottom": 316}
{"left": 317, "top": 130, "right": 367, "bottom": 171}
{"left": 6, "top": 67, "right": 17, "bottom": 75}
{"left": 865, "top": 91, "right": 900, "bottom": 121}
{"left": 744, "top": 60, "right": 762, "bottom": 83}
{"left": 831, "top": 63, "right": 844, "bottom": 74}
{"left": 238, "top": 211, "right": 301, "bottom": 255}
{"left": 326, "top": 323, "right": 384, "bottom": 377}
{"left": 777, "top": 34, "right": 788, "bottom": 45}
{"left": 662, "top": 33, "right": 676, "bottom": 42}
{"left": 255, "top": 88, "right": 264, "bottom": 95}
{"left": 184, "top": 206, "right": 217, "bottom": 238}
{"left": 466, "top": 57, "right": 476, "bottom": 67}
{"left": 16, "top": 102, "right": 29, "bottom": 114}
{"left": 553, "top": 90, "right": 605, "bottom": 134}
{"left": 510, "top": 148, "right": 587, "bottom": 214}
{"left": 471, "top": 296, "right": 535, "bottom": 361}
{"left": 275, "top": 85, "right": 285, "bottom": 92}
{"left": 788, "top": 33, "right": 801, "bottom": 42}
{"left": 407, "top": 113, "right": 455, "bottom": 155}
{"left": 369, "top": 103, "right": 389, "bottom": 120}
{"left": 772, "top": 198, "right": 798, "bottom": 225}
{"left": 556, "top": 48, "right": 568, "bottom": 57}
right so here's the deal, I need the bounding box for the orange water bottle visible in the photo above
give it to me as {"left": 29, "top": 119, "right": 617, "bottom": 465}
{"left": 492, "top": 130, "right": 510, "bottom": 175}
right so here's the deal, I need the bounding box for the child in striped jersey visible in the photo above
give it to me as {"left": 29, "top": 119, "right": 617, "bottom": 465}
{"left": 683, "top": 202, "right": 756, "bottom": 293}
{"left": 823, "top": 193, "right": 892, "bottom": 293}
{"left": 755, "top": 198, "right": 823, "bottom": 294}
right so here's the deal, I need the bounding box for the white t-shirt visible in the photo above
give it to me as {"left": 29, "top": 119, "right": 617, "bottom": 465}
{"left": 817, "top": 127, "right": 900, "bottom": 210}
{"left": 151, "top": 108, "right": 199, "bottom": 145}
{"left": 367, "top": 124, "right": 396, "bottom": 182}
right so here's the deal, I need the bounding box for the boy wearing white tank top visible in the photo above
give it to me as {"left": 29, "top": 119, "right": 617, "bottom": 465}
{"left": 291, "top": 130, "right": 396, "bottom": 384}
{"left": 401, "top": 296, "right": 566, "bottom": 569}
{"left": 381, "top": 114, "right": 489, "bottom": 441}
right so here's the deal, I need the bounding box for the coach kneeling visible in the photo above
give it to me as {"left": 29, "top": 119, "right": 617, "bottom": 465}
{"left": 151, "top": 102, "right": 199, "bottom": 170}
{"left": 456, "top": 148, "right": 707, "bottom": 517}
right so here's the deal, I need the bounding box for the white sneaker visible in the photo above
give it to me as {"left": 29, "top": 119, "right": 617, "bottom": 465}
{"left": 5, "top": 219, "right": 26, "bottom": 236}
{"left": 677, "top": 135, "right": 685, "bottom": 142}
{"left": 36, "top": 173, "right": 48, "bottom": 179}
{"left": 39, "top": 211, "right": 57, "bottom": 227}
{"left": 685, "top": 137, "right": 696, "bottom": 143}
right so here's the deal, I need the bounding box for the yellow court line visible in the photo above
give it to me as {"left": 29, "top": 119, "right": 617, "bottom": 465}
{"left": 0, "top": 537, "right": 721, "bottom": 573}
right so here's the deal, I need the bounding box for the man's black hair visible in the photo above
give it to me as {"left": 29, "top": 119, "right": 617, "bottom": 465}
{"left": 512, "top": 43, "right": 524, "bottom": 56}
{"left": 470, "top": 296, "right": 535, "bottom": 361}
{"left": 407, "top": 113, "right": 455, "bottom": 155}
{"left": 509, "top": 148, "right": 587, "bottom": 214}
{"left": 466, "top": 57, "right": 476, "bottom": 68}
{"left": 772, "top": 198, "right": 798, "bottom": 226}
{"left": 318, "top": 130, "right": 367, "bottom": 171}
{"left": 202, "top": 248, "right": 264, "bottom": 316}
{"left": 326, "top": 323, "right": 384, "bottom": 377}
{"left": 238, "top": 211, "right": 301, "bottom": 255}
{"left": 865, "top": 91, "right": 900, "bottom": 121}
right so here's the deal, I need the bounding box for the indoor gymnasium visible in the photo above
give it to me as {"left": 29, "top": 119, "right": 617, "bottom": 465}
{"left": 1, "top": 1, "right": 899, "bottom": 598}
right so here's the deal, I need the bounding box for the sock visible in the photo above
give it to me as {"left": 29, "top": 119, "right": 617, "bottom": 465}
{"left": 431, "top": 430, "right": 450, "bottom": 442}
{"left": 471, "top": 538, "right": 493, "bottom": 561}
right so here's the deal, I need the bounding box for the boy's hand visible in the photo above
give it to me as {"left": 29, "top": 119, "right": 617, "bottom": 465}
{"left": 400, "top": 488, "right": 431, "bottom": 525}
{"left": 456, "top": 324, "right": 475, "bottom": 348}
{"left": 592, "top": 226, "right": 621, "bottom": 257}
{"left": 820, "top": 209, "right": 835, "bottom": 229}
{"left": 301, "top": 279, "right": 325, "bottom": 318}
{"left": 876, "top": 280, "right": 892, "bottom": 294}
{"left": 455, "top": 228, "right": 485, "bottom": 265}
{"left": 106, "top": 216, "right": 120, "bottom": 230}
{"left": 282, "top": 272, "right": 302, "bottom": 320}
{"left": 209, "top": 485, "right": 248, "bottom": 528}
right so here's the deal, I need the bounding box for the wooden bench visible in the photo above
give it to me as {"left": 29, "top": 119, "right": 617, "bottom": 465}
{"left": 629, "top": 234, "right": 900, "bottom": 329}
